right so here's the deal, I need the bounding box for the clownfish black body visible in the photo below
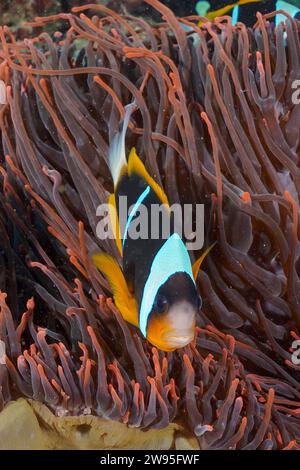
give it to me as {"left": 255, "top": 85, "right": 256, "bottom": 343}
{"left": 93, "top": 104, "right": 212, "bottom": 351}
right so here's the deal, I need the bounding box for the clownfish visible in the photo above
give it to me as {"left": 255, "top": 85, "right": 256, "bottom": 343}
{"left": 93, "top": 104, "right": 213, "bottom": 352}
{"left": 196, "top": 0, "right": 263, "bottom": 23}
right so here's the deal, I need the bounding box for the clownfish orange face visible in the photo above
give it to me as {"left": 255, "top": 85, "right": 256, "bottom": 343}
{"left": 146, "top": 299, "right": 198, "bottom": 352}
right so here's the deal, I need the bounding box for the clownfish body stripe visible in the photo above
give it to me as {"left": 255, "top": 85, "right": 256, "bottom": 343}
{"left": 122, "top": 185, "right": 150, "bottom": 248}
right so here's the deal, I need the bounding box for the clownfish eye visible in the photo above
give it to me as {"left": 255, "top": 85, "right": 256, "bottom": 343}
{"left": 155, "top": 295, "right": 169, "bottom": 314}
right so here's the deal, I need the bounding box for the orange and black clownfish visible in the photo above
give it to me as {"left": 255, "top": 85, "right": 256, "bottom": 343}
{"left": 93, "top": 104, "right": 213, "bottom": 352}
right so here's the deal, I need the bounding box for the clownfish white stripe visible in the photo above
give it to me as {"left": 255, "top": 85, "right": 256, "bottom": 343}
{"left": 276, "top": 1, "right": 300, "bottom": 26}
{"left": 122, "top": 185, "right": 150, "bottom": 248}
{"left": 232, "top": 5, "right": 239, "bottom": 25}
{"left": 139, "top": 233, "right": 195, "bottom": 337}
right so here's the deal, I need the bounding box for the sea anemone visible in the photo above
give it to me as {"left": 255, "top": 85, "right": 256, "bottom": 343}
{"left": 0, "top": 0, "right": 299, "bottom": 450}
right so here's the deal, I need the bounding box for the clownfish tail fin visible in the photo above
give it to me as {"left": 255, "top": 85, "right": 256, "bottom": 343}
{"left": 109, "top": 102, "right": 136, "bottom": 189}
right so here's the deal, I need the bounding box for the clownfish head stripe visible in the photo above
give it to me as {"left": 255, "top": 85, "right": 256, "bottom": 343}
{"left": 139, "top": 233, "right": 195, "bottom": 337}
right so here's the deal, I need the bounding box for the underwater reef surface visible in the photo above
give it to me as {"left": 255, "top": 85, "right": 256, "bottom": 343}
{"left": 0, "top": 0, "right": 300, "bottom": 450}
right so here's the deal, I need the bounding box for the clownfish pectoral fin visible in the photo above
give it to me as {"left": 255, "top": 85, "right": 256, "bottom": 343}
{"left": 109, "top": 103, "right": 136, "bottom": 189}
{"left": 92, "top": 252, "right": 139, "bottom": 327}
{"left": 127, "top": 147, "right": 169, "bottom": 207}
{"left": 108, "top": 193, "right": 123, "bottom": 256}
{"left": 192, "top": 241, "right": 217, "bottom": 281}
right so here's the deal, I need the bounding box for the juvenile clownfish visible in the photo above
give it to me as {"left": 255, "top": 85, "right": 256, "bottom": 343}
{"left": 93, "top": 104, "right": 213, "bottom": 352}
{"left": 196, "top": 0, "right": 263, "bottom": 24}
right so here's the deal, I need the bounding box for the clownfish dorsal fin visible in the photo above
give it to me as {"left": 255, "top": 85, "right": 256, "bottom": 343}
{"left": 127, "top": 147, "right": 169, "bottom": 207}
{"left": 92, "top": 252, "right": 139, "bottom": 327}
{"left": 109, "top": 103, "right": 136, "bottom": 189}
{"left": 108, "top": 193, "right": 123, "bottom": 256}
{"left": 192, "top": 242, "right": 217, "bottom": 280}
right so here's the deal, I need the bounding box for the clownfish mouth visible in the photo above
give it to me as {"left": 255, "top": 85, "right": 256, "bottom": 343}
{"left": 146, "top": 323, "right": 195, "bottom": 352}
{"left": 147, "top": 321, "right": 195, "bottom": 352}
{"left": 163, "top": 301, "right": 196, "bottom": 349}
{"left": 165, "top": 333, "right": 195, "bottom": 349}
{"left": 146, "top": 300, "right": 197, "bottom": 351}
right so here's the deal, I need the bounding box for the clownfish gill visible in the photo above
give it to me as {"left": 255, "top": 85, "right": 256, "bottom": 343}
{"left": 92, "top": 103, "right": 214, "bottom": 352}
